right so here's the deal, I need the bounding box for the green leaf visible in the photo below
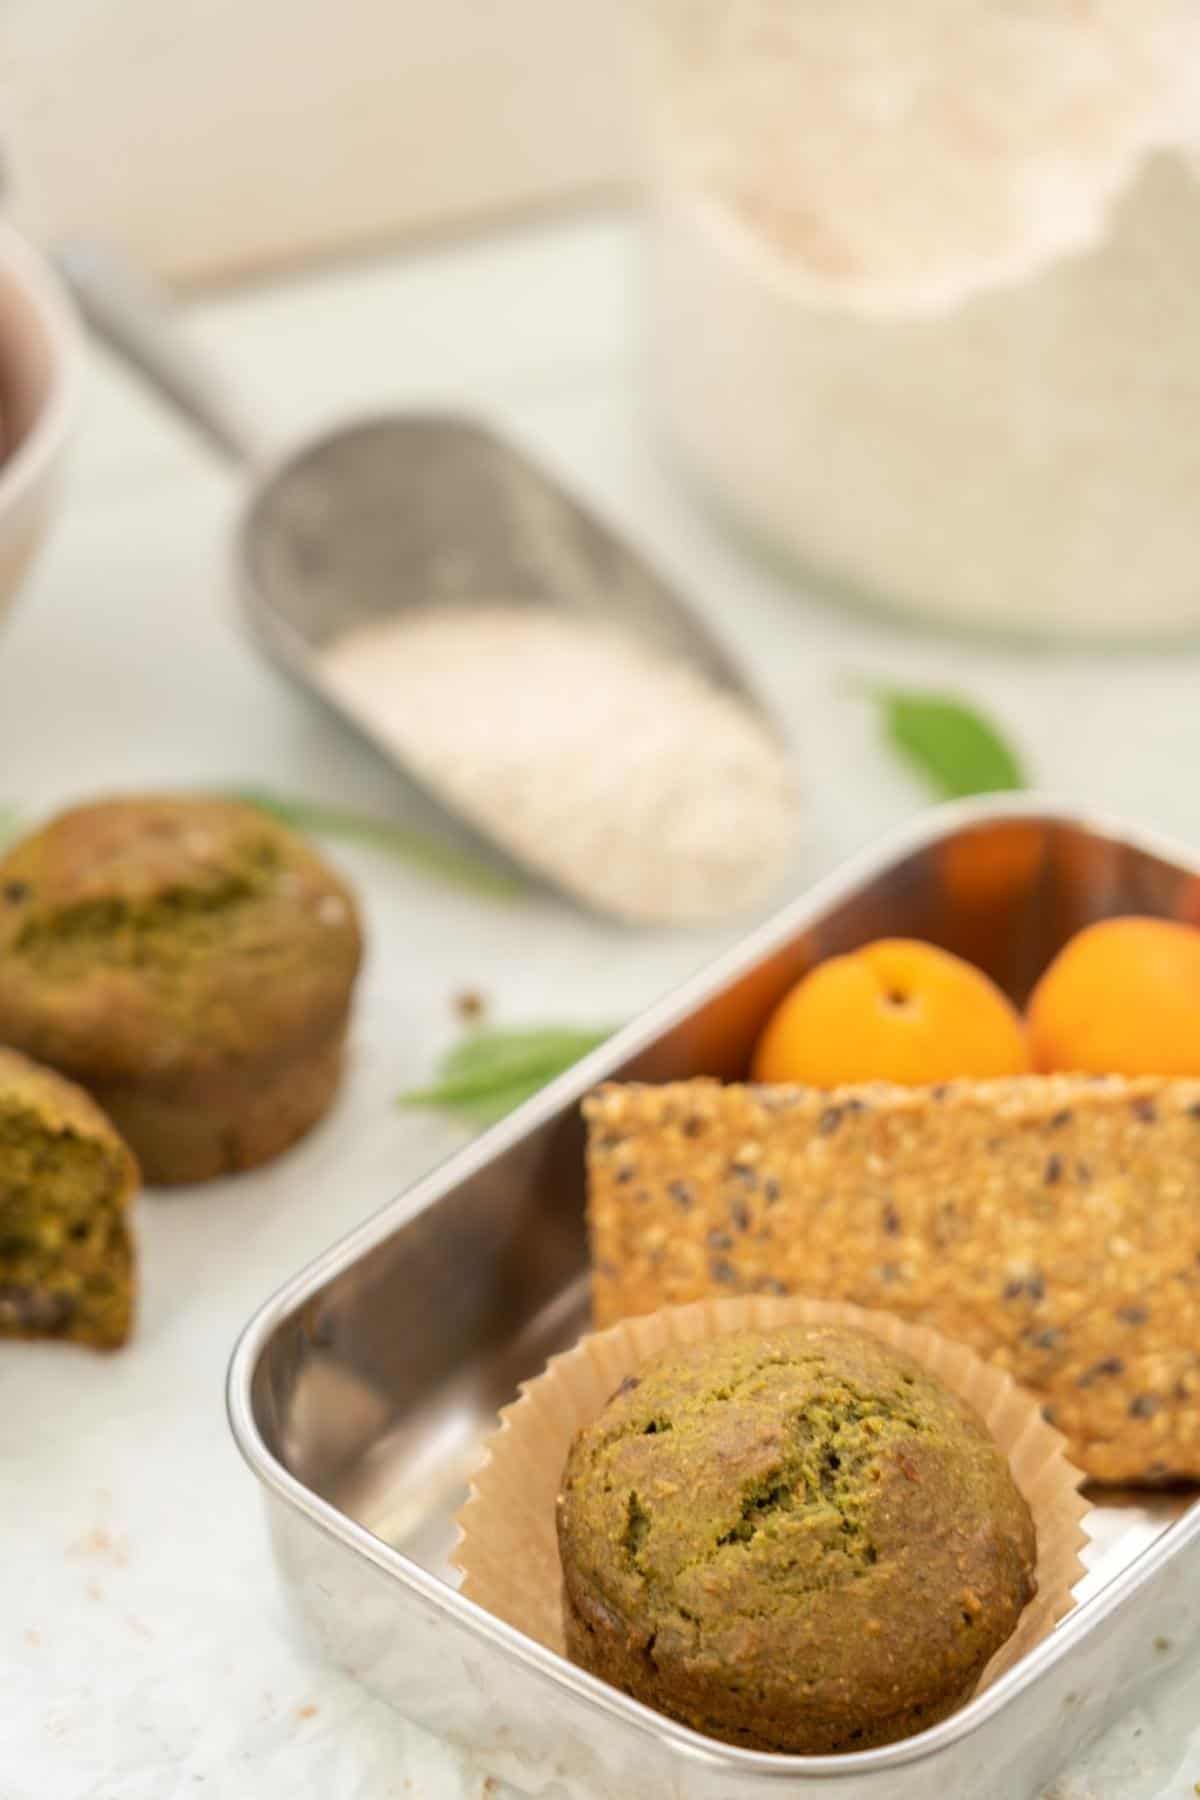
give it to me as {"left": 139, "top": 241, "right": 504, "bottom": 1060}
{"left": 232, "top": 787, "right": 526, "bottom": 900}
{"left": 0, "top": 806, "right": 20, "bottom": 850}
{"left": 869, "top": 688, "right": 1026, "bottom": 800}
{"left": 401, "top": 1025, "right": 614, "bottom": 1124}
{"left": 418, "top": 1071, "right": 558, "bottom": 1126}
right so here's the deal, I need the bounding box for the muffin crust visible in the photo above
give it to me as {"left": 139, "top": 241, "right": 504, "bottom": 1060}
{"left": 0, "top": 796, "right": 362, "bottom": 1182}
{"left": 558, "top": 1325, "right": 1036, "bottom": 1753}
{"left": 0, "top": 1046, "right": 137, "bottom": 1347}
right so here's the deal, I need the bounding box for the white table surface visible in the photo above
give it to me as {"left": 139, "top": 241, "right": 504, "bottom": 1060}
{"left": 4, "top": 208, "right": 1200, "bottom": 1800}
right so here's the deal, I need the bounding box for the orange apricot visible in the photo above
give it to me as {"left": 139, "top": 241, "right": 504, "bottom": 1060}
{"left": 1027, "top": 915, "right": 1200, "bottom": 1076}
{"left": 751, "top": 938, "right": 1031, "bottom": 1087}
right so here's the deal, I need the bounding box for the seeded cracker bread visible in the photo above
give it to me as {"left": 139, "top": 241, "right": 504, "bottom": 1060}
{"left": 585, "top": 1077, "right": 1200, "bottom": 1485}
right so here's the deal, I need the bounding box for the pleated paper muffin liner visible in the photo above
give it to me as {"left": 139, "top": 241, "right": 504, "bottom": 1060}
{"left": 454, "top": 1294, "right": 1091, "bottom": 1712}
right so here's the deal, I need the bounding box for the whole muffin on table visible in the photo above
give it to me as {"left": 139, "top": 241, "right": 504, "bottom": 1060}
{"left": 557, "top": 1326, "right": 1036, "bottom": 1754}
{"left": 0, "top": 1045, "right": 137, "bottom": 1347}
{"left": 0, "top": 795, "right": 362, "bottom": 1184}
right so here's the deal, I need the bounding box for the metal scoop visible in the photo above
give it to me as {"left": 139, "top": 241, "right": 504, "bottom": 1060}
{"left": 56, "top": 243, "right": 782, "bottom": 899}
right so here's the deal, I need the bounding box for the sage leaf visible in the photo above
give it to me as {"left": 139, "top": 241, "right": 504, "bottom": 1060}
{"left": 233, "top": 787, "right": 526, "bottom": 900}
{"left": 870, "top": 689, "right": 1026, "bottom": 800}
{"left": 401, "top": 1026, "right": 614, "bottom": 1124}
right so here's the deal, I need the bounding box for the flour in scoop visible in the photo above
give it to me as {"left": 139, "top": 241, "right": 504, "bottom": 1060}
{"left": 318, "top": 606, "right": 797, "bottom": 924}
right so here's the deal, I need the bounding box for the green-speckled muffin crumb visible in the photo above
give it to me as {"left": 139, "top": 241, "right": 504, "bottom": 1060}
{"left": 557, "top": 1325, "right": 1036, "bottom": 1754}
{"left": 0, "top": 795, "right": 362, "bottom": 1183}
{"left": 0, "top": 1046, "right": 137, "bottom": 1348}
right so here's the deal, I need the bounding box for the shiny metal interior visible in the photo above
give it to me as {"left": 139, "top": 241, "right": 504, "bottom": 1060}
{"left": 229, "top": 803, "right": 1200, "bottom": 1796}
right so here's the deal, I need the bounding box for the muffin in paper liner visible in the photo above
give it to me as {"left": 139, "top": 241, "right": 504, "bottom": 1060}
{"left": 453, "top": 1294, "right": 1090, "bottom": 1719}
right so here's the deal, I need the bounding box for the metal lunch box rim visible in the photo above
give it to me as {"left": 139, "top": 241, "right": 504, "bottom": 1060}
{"left": 226, "top": 793, "right": 1200, "bottom": 1780}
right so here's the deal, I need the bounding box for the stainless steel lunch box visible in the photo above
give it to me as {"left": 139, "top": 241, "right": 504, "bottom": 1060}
{"left": 227, "top": 801, "right": 1200, "bottom": 1798}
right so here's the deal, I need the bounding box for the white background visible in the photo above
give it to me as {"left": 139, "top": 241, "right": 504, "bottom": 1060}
{"left": 1, "top": 0, "right": 631, "bottom": 280}
{"left": 3, "top": 209, "right": 1200, "bottom": 1797}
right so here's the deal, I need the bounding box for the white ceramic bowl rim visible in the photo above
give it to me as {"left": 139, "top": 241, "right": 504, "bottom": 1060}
{"left": 0, "top": 220, "right": 81, "bottom": 515}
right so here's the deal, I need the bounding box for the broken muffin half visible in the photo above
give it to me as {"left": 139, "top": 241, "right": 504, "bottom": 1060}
{"left": 0, "top": 1046, "right": 137, "bottom": 1348}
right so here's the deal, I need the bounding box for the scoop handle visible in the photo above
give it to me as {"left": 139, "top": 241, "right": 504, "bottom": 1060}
{"left": 53, "top": 239, "right": 267, "bottom": 467}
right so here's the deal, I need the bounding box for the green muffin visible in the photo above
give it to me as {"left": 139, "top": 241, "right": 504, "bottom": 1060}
{"left": 0, "top": 795, "right": 362, "bottom": 1184}
{"left": 557, "top": 1326, "right": 1036, "bottom": 1754}
{"left": 0, "top": 1046, "right": 137, "bottom": 1348}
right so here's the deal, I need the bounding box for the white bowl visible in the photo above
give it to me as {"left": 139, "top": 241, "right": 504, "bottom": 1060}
{"left": 0, "top": 222, "right": 80, "bottom": 624}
